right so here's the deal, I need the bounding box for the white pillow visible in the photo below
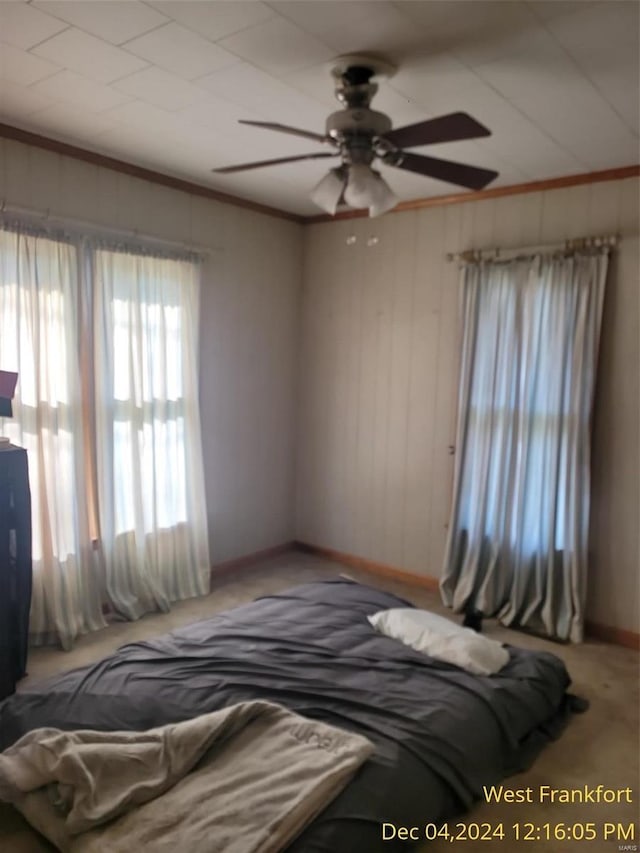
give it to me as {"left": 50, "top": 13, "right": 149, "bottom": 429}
{"left": 368, "top": 608, "right": 509, "bottom": 676}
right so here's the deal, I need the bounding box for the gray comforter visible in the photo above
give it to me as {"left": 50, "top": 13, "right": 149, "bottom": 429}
{"left": 0, "top": 579, "right": 574, "bottom": 852}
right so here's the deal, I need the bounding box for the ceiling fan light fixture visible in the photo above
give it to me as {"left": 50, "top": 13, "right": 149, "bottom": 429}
{"left": 342, "top": 164, "right": 397, "bottom": 217}
{"left": 310, "top": 167, "right": 346, "bottom": 215}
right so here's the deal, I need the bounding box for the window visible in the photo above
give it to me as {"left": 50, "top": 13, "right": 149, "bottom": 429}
{"left": 459, "top": 274, "right": 572, "bottom": 554}
{"left": 94, "top": 249, "right": 192, "bottom": 537}
{"left": 0, "top": 223, "right": 210, "bottom": 647}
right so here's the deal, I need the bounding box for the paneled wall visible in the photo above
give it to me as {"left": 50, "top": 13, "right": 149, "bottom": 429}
{"left": 0, "top": 137, "right": 303, "bottom": 564}
{"left": 297, "top": 177, "right": 639, "bottom": 633}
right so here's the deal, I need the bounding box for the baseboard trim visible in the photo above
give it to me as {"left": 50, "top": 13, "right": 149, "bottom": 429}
{"left": 294, "top": 541, "right": 440, "bottom": 592}
{"left": 295, "top": 541, "right": 639, "bottom": 650}
{"left": 585, "top": 620, "right": 640, "bottom": 651}
{"left": 211, "top": 542, "right": 295, "bottom": 578}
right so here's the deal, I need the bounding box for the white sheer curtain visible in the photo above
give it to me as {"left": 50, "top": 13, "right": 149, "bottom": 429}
{"left": 0, "top": 225, "right": 106, "bottom": 649}
{"left": 92, "top": 247, "right": 210, "bottom": 620}
{"left": 441, "top": 249, "right": 609, "bottom": 642}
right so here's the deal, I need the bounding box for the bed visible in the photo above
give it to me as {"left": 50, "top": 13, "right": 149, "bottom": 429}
{"left": 0, "top": 579, "right": 576, "bottom": 852}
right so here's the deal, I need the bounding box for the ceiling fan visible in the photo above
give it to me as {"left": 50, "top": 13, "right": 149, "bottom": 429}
{"left": 213, "top": 55, "right": 499, "bottom": 217}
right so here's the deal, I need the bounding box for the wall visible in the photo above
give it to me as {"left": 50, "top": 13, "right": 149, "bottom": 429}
{"left": 297, "top": 177, "right": 639, "bottom": 634}
{"left": 0, "top": 137, "right": 303, "bottom": 565}
{"left": 1, "top": 136, "right": 636, "bottom": 633}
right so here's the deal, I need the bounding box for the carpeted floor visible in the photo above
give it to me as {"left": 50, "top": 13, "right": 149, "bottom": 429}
{"left": 0, "top": 550, "right": 638, "bottom": 852}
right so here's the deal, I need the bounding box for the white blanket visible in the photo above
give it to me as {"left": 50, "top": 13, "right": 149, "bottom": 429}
{"left": 0, "top": 701, "right": 374, "bottom": 853}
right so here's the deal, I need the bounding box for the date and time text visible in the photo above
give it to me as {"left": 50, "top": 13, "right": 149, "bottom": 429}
{"left": 381, "top": 784, "right": 637, "bottom": 844}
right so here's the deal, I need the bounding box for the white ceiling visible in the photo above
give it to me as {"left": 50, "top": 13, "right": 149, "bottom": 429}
{"left": 0, "top": 0, "right": 638, "bottom": 217}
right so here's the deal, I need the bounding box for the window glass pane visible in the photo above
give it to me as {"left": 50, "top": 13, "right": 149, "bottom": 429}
{"left": 94, "top": 250, "right": 194, "bottom": 536}
{"left": 0, "top": 230, "right": 80, "bottom": 562}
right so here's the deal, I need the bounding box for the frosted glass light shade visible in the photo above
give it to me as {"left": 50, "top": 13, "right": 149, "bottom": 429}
{"left": 311, "top": 164, "right": 397, "bottom": 217}
{"left": 367, "top": 173, "right": 398, "bottom": 217}
{"left": 342, "top": 163, "right": 374, "bottom": 209}
{"left": 310, "top": 168, "right": 346, "bottom": 215}
{"left": 343, "top": 165, "right": 397, "bottom": 217}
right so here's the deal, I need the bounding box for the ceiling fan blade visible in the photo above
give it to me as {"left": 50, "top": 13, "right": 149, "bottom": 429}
{"left": 239, "top": 120, "right": 331, "bottom": 145}
{"left": 389, "top": 151, "right": 498, "bottom": 191}
{"left": 384, "top": 112, "right": 491, "bottom": 149}
{"left": 213, "top": 152, "right": 336, "bottom": 174}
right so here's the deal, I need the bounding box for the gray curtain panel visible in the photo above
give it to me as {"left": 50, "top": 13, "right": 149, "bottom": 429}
{"left": 440, "top": 249, "right": 609, "bottom": 642}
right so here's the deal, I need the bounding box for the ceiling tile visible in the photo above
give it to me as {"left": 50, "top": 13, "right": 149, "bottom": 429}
{"left": 583, "top": 63, "right": 640, "bottom": 136}
{"left": 32, "top": 70, "right": 134, "bottom": 113}
{"left": 209, "top": 164, "right": 308, "bottom": 210}
{"left": 123, "top": 22, "right": 239, "bottom": 81}
{"left": 147, "top": 1, "right": 276, "bottom": 42}
{"left": 0, "top": 80, "right": 56, "bottom": 119}
{"left": 102, "top": 99, "right": 293, "bottom": 169}
{"left": 218, "top": 17, "right": 334, "bottom": 77}
{"left": 527, "top": 1, "right": 602, "bottom": 24}
{"left": 393, "top": 58, "right": 586, "bottom": 179}
{"left": 113, "top": 67, "right": 211, "bottom": 111}
{"left": 538, "top": 0, "right": 639, "bottom": 133}
{"left": 31, "top": 1, "right": 169, "bottom": 46}
{"left": 176, "top": 94, "right": 257, "bottom": 131}
{"left": 176, "top": 96, "right": 316, "bottom": 160}
{"left": 453, "top": 15, "right": 559, "bottom": 69}
{"left": 475, "top": 52, "right": 637, "bottom": 164}
{"left": 32, "top": 27, "right": 149, "bottom": 83}
{"left": 389, "top": 51, "right": 497, "bottom": 115}
{"left": 371, "top": 87, "right": 429, "bottom": 133}
{"left": 23, "top": 102, "right": 120, "bottom": 143}
{"left": 269, "top": 1, "right": 377, "bottom": 37}
{"left": 102, "top": 99, "right": 182, "bottom": 133}
{"left": 280, "top": 62, "right": 337, "bottom": 110}
{"left": 198, "top": 62, "right": 327, "bottom": 129}
{"left": 317, "top": 3, "right": 428, "bottom": 55}
{"left": 572, "top": 131, "right": 639, "bottom": 171}
{"left": 541, "top": 1, "right": 638, "bottom": 63}
{"left": 0, "top": 42, "right": 61, "bottom": 86}
{"left": 396, "top": 1, "right": 544, "bottom": 65}
{"left": 475, "top": 119, "right": 583, "bottom": 180}
{"left": 96, "top": 121, "right": 237, "bottom": 176}
{"left": 475, "top": 55, "right": 566, "bottom": 109}
{"left": 0, "top": 2, "right": 67, "bottom": 50}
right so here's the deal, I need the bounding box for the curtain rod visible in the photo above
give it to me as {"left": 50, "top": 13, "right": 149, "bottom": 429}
{"left": 0, "top": 199, "right": 219, "bottom": 257}
{"left": 446, "top": 233, "right": 619, "bottom": 263}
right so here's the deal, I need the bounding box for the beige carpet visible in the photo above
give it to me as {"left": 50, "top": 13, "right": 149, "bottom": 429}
{"left": 1, "top": 551, "right": 638, "bottom": 852}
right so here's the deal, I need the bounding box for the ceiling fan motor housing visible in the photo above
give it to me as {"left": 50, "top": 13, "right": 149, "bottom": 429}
{"left": 328, "top": 62, "right": 394, "bottom": 163}
{"left": 326, "top": 109, "right": 392, "bottom": 142}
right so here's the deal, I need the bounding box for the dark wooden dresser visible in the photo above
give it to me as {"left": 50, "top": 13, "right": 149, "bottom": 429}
{"left": 0, "top": 443, "right": 32, "bottom": 700}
